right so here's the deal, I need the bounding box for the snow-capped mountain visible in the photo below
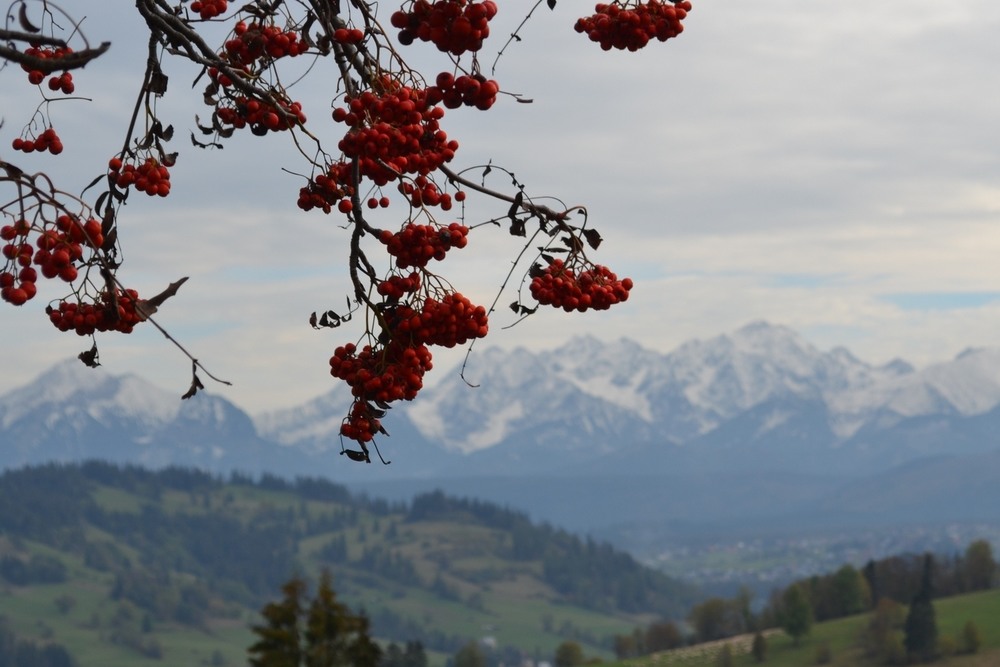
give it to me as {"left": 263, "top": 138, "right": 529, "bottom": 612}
{"left": 256, "top": 321, "right": 1000, "bottom": 476}
{"left": 0, "top": 358, "right": 296, "bottom": 476}
{"left": 4, "top": 321, "right": 1000, "bottom": 482}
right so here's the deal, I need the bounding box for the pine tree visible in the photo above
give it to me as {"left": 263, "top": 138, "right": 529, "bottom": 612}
{"left": 751, "top": 630, "right": 767, "bottom": 663}
{"left": 780, "top": 584, "right": 813, "bottom": 646}
{"left": 248, "top": 570, "right": 380, "bottom": 667}
{"left": 903, "top": 554, "right": 937, "bottom": 663}
{"left": 249, "top": 577, "right": 306, "bottom": 667}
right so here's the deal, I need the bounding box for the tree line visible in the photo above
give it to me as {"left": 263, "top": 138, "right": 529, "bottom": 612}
{"left": 613, "top": 539, "right": 996, "bottom": 663}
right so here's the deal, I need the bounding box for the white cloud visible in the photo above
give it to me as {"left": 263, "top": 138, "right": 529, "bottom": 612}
{"left": 3, "top": 1, "right": 1000, "bottom": 413}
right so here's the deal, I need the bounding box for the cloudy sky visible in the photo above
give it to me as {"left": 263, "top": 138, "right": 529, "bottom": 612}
{"left": 2, "top": 0, "right": 999, "bottom": 414}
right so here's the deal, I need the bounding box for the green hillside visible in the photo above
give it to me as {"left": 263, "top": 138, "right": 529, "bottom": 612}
{"left": 609, "top": 588, "right": 1000, "bottom": 667}
{"left": 0, "top": 462, "right": 698, "bottom": 666}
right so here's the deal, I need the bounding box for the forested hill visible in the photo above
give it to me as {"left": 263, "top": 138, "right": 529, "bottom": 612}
{"left": 0, "top": 462, "right": 697, "bottom": 664}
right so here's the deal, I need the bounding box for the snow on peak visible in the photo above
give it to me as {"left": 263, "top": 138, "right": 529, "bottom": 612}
{"left": 1, "top": 358, "right": 181, "bottom": 429}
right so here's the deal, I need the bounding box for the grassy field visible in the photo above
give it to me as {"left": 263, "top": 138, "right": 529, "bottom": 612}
{"left": 610, "top": 588, "right": 1000, "bottom": 667}
{"left": 0, "top": 472, "right": 655, "bottom": 666}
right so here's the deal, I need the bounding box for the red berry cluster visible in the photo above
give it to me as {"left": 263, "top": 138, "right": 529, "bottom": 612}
{"left": 398, "top": 175, "right": 458, "bottom": 209}
{"left": 215, "top": 96, "right": 306, "bottom": 133}
{"left": 109, "top": 156, "right": 172, "bottom": 197}
{"left": 296, "top": 161, "right": 354, "bottom": 213}
{"left": 330, "top": 340, "right": 434, "bottom": 404}
{"left": 530, "top": 258, "right": 633, "bottom": 311}
{"left": 0, "top": 219, "right": 37, "bottom": 305}
{"left": 1, "top": 214, "right": 105, "bottom": 305}
{"left": 333, "top": 86, "right": 457, "bottom": 185}
{"left": 391, "top": 0, "right": 498, "bottom": 55}
{"left": 0, "top": 267, "right": 36, "bottom": 305}
{"left": 224, "top": 21, "right": 309, "bottom": 67}
{"left": 366, "top": 196, "right": 393, "bottom": 210}
{"left": 34, "top": 215, "right": 103, "bottom": 280}
{"left": 47, "top": 288, "right": 145, "bottom": 335}
{"left": 377, "top": 271, "right": 422, "bottom": 300}
{"left": 333, "top": 27, "right": 366, "bottom": 44}
{"left": 339, "top": 400, "right": 384, "bottom": 446}
{"left": 189, "top": 0, "right": 228, "bottom": 20}
{"left": 11, "top": 127, "right": 63, "bottom": 155}
{"left": 22, "top": 46, "right": 75, "bottom": 92}
{"left": 388, "top": 292, "right": 488, "bottom": 348}
{"left": 46, "top": 72, "right": 75, "bottom": 94}
{"left": 575, "top": 0, "right": 692, "bottom": 51}
{"left": 429, "top": 72, "right": 499, "bottom": 110}
{"left": 378, "top": 222, "right": 468, "bottom": 269}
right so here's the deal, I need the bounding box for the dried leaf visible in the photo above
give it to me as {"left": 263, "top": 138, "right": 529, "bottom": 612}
{"left": 342, "top": 449, "right": 370, "bottom": 463}
{"left": 148, "top": 70, "right": 169, "bottom": 96}
{"left": 78, "top": 344, "right": 100, "bottom": 368}
{"left": 81, "top": 173, "right": 105, "bottom": 196}
{"left": 191, "top": 131, "right": 224, "bottom": 149}
{"left": 583, "top": 228, "right": 603, "bottom": 250}
{"left": 510, "top": 301, "right": 538, "bottom": 316}
{"left": 18, "top": 2, "right": 40, "bottom": 32}
{"left": 181, "top": 373, "right": 204, "bottom": 400}
{"left": 136, "top": 276, "right": 188, "bottom": 320}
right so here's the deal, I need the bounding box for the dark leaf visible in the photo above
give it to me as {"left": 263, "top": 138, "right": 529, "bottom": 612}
{"left": 148, "top": 70, "right": 169, "bottom": 96}
{"left": 561, "top": 234, "right": 584, "bottom": 253}
{"left": 191, "top": 131, "right": 224, "bottom": 149}
{"left": 547, "top": 0, "right": 557, "bottom": 8}
{"left": 1, "top": 162, "right": 24, "bottom": 179}
{"left": 341, "top": 449, "right": 371, "bottom": 463}
{"left": 510, "top": 301, "right": 538, "bottom": 316}
{"left": 203, "top": 82, "right": 219, "bottom": 106}
{"left": 366, "top": 403, "right": 388, "bottom": 419}
{"left": 18, "top": 2, "right": 41, "bottom": 32}
{"left": 181, "top": 372, "right": 204, "bottom": 400}
{"left": 77, "top": 344, "right": 100, "bottom": 368}
{"left": 102, "top": 226, "right": 118, "bottom": 251}
{"left": 136, "top": 276, "right": 188, "bottom": 320}
{"left": 583, "top": 228, "right": 603, "bottom": 250}
{"left": 94, "top": 192, "right": 109, "bottom": 216}
{"left": 81, "top": 173, "right": 105, "bottom": 196}
{"left": 507, "top": 191, "right": 525, "bottom": 235}
{"left": 300, "top": 13, "right": 317, "bottom": 47}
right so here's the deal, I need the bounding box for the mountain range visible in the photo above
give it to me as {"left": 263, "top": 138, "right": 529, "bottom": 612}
{"left": 2, "top": 321, "right": 999, "bottom": 542}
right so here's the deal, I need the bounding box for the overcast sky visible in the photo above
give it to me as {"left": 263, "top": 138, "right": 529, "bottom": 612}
{"left": 2, "top": 1, "right": 999, "bottom": 414}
